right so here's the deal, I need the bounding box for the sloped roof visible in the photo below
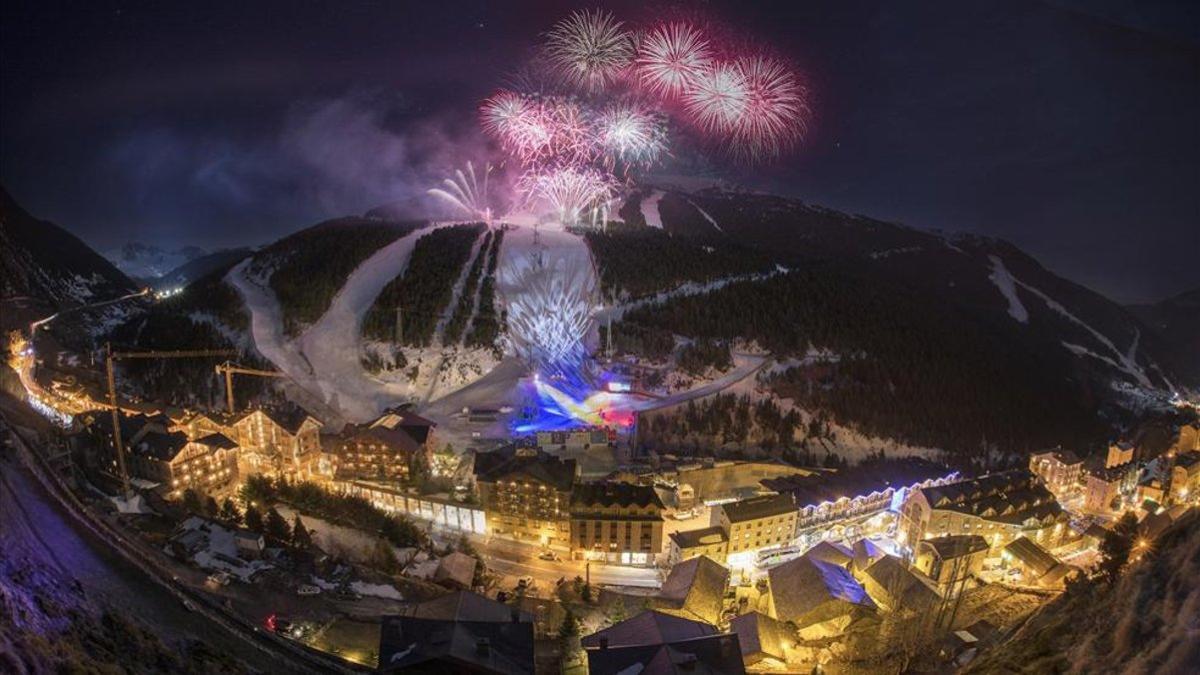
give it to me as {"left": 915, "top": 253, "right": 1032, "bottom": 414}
{"left": 720, "top": 493, "right": 795, "bottom": 523}
{"left": 473, "top": 445, "right": 576, "bottom": 492}
{"left": 762, "top": 458, "right": 953, "bottom": 507}
{"left": 582, "top": 611, "right": 718, "bottom": 649}
{"left": 920, "top": 470, "right": 1063, "bottom": 525}
{"left": 669, "top": 526, "right": 728, "bottom": 550}
{"left": 730, "top": 612, "right": 789, "bottom": 662}
{"left": 407, "top": 590, "right": 533, "bottom": 623}
{"left": 572, "top": 481, "right": 665, "bottom": 510}
{"left": 1003, "top": 537, "right": 1059, "bottom": 577}
{"left": 851, "top": 539, "right": 886, "bottom": 570}
{"left": 585, "top": 634, "right": 746, "bottom": 675}
{"left": 805, "top": 541, "right": 854, "bottom": 568}
{"left": 344, "top": 424, "right": 423, "bottom": 454}
{"left": 434, "top": 552, "right": 477, "bottom": 589}
{"left": 195, "top": 432, "right": 238, "bottom": 450}
{"left": 919, "top": 535, "right": 990, "bottom": 560}
{"left": 656, "top": 555, "right": 729, "bottom": 625}
{"left": 862, "top": 555, "right": 941, "bottom": 609}
{"left": 768, "top": 556, "right": 875, "bottom": 624}
{"left": 130, "top": 430, "right": 190, "bottom": 461}
{"left": 378, "top": 617, "right": 534, "bottom": 674}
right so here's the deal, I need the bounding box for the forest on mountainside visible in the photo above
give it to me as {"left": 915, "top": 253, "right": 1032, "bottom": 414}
{"left": 443, "top": 230, "right": 493, "bottom": 345}
{"left": 584, "top": 223, "right": 776, "bottom": 299}
{"left": 465, "top": 228, "right": 506, "bottom": 350}
{"left": 620, "top": 266, "right": 1109, "bottom": 455}
{"left": 263, "top": 218, "right": 421, "bottom": 336}
{"left": 361, "top": 223, "right": 484, "bottom": 346}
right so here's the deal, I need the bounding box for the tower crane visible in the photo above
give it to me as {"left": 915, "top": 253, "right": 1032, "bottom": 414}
{"left": 104, "top": 345, "right": 236, "bottom": 496}
{"left": 214, "top": 361, "right": 286, "bottom": 414}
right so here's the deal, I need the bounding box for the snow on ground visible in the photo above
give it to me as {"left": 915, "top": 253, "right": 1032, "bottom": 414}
{"left": 988, "top": 255, "right": 1029, "bottom": 323}
{"left": 595, "top": 267, "right": 788, "bottom": 323}
{"left": 641, "top": 190, "right": 665, "bottom": 229}
{"left": 432, "top": 231, "right": 487, "bottom": 345}
{"left": 297, "top": 223, "right": 451, "bottom": 421}
{"left": 350, "top": 581, "right": 403, "bottom": 600}
{"left": 688, "top": 199, "right": 722, "bottom": 233}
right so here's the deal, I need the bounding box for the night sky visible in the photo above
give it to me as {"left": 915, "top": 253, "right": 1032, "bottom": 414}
{"left": 2, "top": 0, "right": 1197, "bottom": 303}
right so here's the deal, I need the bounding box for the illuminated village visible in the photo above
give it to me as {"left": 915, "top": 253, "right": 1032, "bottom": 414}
{"left": 2, "top": 3, "right": 1198, "bottom": 675}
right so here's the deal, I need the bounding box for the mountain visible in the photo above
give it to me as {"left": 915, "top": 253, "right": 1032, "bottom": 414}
{"left": 0, "top": 186, "right": 138, "bottom": 306}
{"left": 600, "top": 188, "right": 1187, "bottom": 455}
{"left": 153, "top": 247, "right": 253, "bottom": 290}
{"left": 105, "top": 242, "right": 207, "bottom": 282}
{"left": 1128, "top": 288, "right": 1200, "bottom": 387}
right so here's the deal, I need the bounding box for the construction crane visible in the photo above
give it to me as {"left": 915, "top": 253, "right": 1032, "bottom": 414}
{"left": 214, "top": 361, "right": 286, "bottom": 414}
{"left": 105, "top": 345, "right": 236, "bottom": 497}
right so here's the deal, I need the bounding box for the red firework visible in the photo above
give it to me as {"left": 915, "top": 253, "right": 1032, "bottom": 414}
{"left": 635, "top": 22, "right": 713, "bottom": 99}
{"left": 731, "top": 56, "right": 808, "bottom": 160}
{"left": 683, "top": 61, "right": 749, "bottom": 134}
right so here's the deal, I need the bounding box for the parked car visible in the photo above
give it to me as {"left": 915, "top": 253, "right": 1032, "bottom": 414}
{"left": 181, "top": 599, "right": 197, "bottom": 612}
{"left": 538, "top": 551, "right": 560, "bottom": 562}
{"left": 207, "top": 572, "right": 232, "bottom": 586}
{"left": 296, "top": 584, "right": 322, "bottom": 596}
{"left": 516, "top": 576, "right": 534, "bottom": 588}
{"left": 673, "top": 509, "right": 694, "bottom": 520}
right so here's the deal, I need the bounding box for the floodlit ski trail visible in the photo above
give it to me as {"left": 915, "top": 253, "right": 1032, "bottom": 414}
{"left": 298, "top": 222, "right": 452, "bottom": 422}
{"left": 593, "top": 266, "right": 788, "bottom": 323}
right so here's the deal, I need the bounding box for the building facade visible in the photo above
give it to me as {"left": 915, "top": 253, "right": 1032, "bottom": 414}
{"left": 1169, "top": 451, "right": 1200, "bottom": 505}
{"left": 1028, "top": 449, "right": 1083, "bottom": 499}
{"left": 715, "top": 493, "right": 798, "bottom": 571}
{"left": 569, "top": 482, "right": 665, "bottom": 566}
{"left": 128, "top": 431, "right": 239, "bottom": 499}
{"left": 667, "top": 526, "right": 729, "bottom": 567}
{"left": 900, "top": 471, "right": 1069, "bottom": 555}
{"left": 230, "top": 408, "right": 322, "bottom": 478}
{"left": 912, "top": 535, "right": 989, "bottom": 592}
{"left": 473, "top": 446, "right": 577, "bottom": 547}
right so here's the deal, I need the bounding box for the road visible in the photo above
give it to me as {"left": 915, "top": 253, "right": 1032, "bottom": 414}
{"left": 450, "top": 530, "right": 663, "bottom": 590}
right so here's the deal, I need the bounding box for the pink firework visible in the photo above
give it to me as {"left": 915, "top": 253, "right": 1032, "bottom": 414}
{"left": 732, "top": 55, "right": 808, "bottom": 159}
{"left": 544, "top": 9, "right": 634, "bottom": 92}
{"left": 635, "top": 23, "right": 713, "bottom": 98}
{"left": 683, "top": 61, "right": 748, "bottom": 134}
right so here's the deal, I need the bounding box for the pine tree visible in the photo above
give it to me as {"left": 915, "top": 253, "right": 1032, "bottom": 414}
{"left": 203, "top": 496, "right": 219, "bottom": 518}
{"left": 244, "top": 505, "right": 264, "bottom": 533}
{"left": 1099, "top": 511, "right": 1139, "bottom": 583}
{"left": 181, "top": 488, "right": 203, "bottom": 514}
{"left": 291, "top": 515, "right": 313, "bottom": 549}
{"left": 220, "top": 498, "right": 241, "bottom": 525}
{"left": 558, "top": 609, "right": 579, "bottom": 639}
{"left": 265, "top": 507, "right": 290, "bottom": 542}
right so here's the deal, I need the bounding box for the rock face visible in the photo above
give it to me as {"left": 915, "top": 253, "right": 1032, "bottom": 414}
{"left": 0, "top": 186, "right": 139, "bottom": 307}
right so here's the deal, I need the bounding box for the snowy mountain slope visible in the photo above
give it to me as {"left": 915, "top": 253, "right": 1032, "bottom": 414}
{"left": 0, "top": 186, "right": 139, "bottom": 306}
{"left": 153, "top": 247, "right": 252, "bottom": 290}
{"left": 104, "top": 242, "right": 206, "bottom": 282}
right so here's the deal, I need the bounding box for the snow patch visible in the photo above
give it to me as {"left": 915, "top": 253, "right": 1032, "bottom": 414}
{"left": 688, "top": 199, "right": 723, "bottom": 233}
{"left": 987, "top": 255, "right": 1029, "bottom": 323}
{"left": 641, "top": 190, "right": 665, "bottom": 229}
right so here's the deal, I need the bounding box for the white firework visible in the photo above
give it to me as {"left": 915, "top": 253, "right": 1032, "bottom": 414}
{"left": 427, "top": 162, "right": 494, "bottom": 222}
{"left": 683, "top": 61, "right": 748, "bottom": 133}
{"left": 597, "top": 103, "right": 666, "bottom": 169}
{"left": 636, "top": 22, "right": 713, "bottom": 98}
{"left": 505, "top": 253, "right": 597, "bottom": 369}
{"left": 544, "top": 9, "right": 634, "bottom": 92}
{"left": 521, "top": 167, "right": 617, "bottom": 226}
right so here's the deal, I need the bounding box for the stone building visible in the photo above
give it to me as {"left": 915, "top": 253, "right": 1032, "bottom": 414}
{"left": 667, "top": 526, "right": 729, "bottom": 566}
{"left": 912, "top": 535, "right": 989, "bottom": 593}
{"left": 714, "top": 493, "right": 797, "bottom": 572}
{"left": 230, "top": 407, "right": 322, "bottom": 478}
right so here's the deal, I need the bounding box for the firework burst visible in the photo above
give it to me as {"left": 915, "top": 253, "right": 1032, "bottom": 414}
{"left": 635, "top": 22, "right": 713, "bottom": 98}
{"left": 544, "top": 9, "right": 634, "bottom": 92}
{"left": 596, "top": 103, "right": 666, "bottom": 170}
{"left": 521, "top": 167, "right": 616, "bottom": 225}
{"left": 683, "top": 61, "right": 749, "bottom": 134}
{"left": 428, "top": 161, "right": 495, "bottom": 222}
{"left": 732, "top": 56, "right": 808, "bottom": 160}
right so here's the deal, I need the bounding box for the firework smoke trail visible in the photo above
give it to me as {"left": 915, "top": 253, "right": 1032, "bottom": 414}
{"left": 635, "top": 22, "right": 713, "bottom": 98}
{"left": 684, "top": 61, "right": 749, "bottom": 134}
{"left": 544, "top": 9, "right": 635, "bottom": 92}
{"left": 427, "top": 161, "right": 495, "bottom": 222}
{"left": 732, "top": 56, "right": 808, "bottom": 160}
